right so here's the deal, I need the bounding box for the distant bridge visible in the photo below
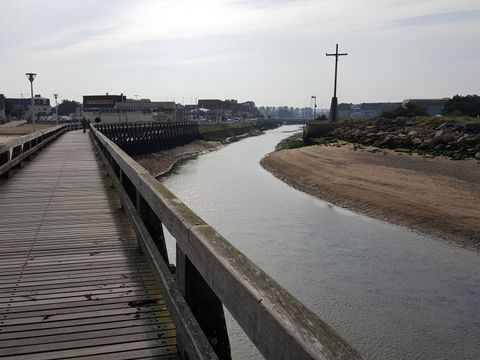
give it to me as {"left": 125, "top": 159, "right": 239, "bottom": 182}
{"left": 0, "top": 123, "right": 361, "bottom": 359}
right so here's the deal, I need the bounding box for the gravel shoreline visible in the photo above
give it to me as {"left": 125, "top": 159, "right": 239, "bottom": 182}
{"left": 261, "top": 144, "right": 480, "bottom": 251}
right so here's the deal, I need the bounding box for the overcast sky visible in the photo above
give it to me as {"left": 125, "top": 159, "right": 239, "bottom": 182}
{"left": 1, "top": 0, "right": 479, "bottom": 107}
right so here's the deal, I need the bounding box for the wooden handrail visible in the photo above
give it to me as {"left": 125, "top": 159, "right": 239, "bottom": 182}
{"left": 89, "top": 123, "right": 362, "bottom": 360}
{"left": 0, "top": 125, "right": 68, "bottom": 178}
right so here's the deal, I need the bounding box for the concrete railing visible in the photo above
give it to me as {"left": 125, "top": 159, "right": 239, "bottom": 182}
{"left": 0, "top": 125, "right": 68, "bottom": 178}
{"left": 89, "top": 123, "right": 362, "bottom": 360}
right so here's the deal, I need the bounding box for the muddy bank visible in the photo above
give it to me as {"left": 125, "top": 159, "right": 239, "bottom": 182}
{"left": 134, "top": 139, "right": 222, "bottom": 178}
{"left": 134, "top": 128, "right": 265, "bottom": 177}
{"left": 261, "top": 145, "right": 480, "bottom": 250}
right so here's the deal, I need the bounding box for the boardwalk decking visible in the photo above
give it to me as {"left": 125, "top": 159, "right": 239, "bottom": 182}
{"left": 0, "top": 131, "right": 178, "bottom": 359}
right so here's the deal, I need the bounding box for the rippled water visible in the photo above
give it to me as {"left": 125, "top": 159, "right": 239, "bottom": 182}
{"left": 161, "top": 125, "right": 480, "bottom": 360}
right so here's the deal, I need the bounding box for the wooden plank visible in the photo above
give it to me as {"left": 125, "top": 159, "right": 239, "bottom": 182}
{"left": 0, "top": 295, "right": 165, "bottom": 315}
{"left": 0, "top": 288, "right": 162, "bottom": 308}
{"left": 0, "top": 310, "right": 171, "bottom": 330}
{"left": 0, "top": 281, "right": 159, "bottom": 300}
{"left": 1, "top": 298, "right": 166, "bottom": 320}
{"left": 0, "top": 341, "right": 178, "bottom": 360}
{"left": 53, "top": 347, "right": 179, "bottom": 360}
{"left": 0, "top": 318, "right": 175, "bottom": 341}
{"left": 0, "top": 331, "right": 176, "bottom": 356}
{"left": 0, "top": 276, "right": 155, "bottom": 293}
{"left": 1, "top": 327, "right": 176, "bottom": 349}
{"left": 0, "top": 265, "right": 151, "bottom": 280}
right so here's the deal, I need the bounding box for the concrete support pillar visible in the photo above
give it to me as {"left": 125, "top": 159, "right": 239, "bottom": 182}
{"left": 328, "top": 96, "right": 338, "bottom": 123}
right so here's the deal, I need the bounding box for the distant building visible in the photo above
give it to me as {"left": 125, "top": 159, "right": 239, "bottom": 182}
{"left": 6, "top": 95, "right": 52, "bottom": 119}
{"left": 402, "top": 99, "right": 450, "bottom": 116}
{"left": 197, "top": 99, "right": 259, "bottom": 120}
{"left": 81, "top": 94, "right": 179, "bottom": 123}
{"left": 339, "top": 102, "right": 401, "bottom": 119}
{"left": 0, "top": 94, "right": 5, "bottom": 120}
{"left": 83, "top": 94, "right": 126, "bottom": 109}
{"left": 198, "top": 99, "right": 223, "bottom": 111}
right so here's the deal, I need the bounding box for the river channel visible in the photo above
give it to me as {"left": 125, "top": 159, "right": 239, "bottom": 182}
{"left": 160, "top": 125, "right": 480, "bottom": 360}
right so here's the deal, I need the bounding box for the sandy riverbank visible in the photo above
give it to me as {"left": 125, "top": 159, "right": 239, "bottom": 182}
{"left": 134, "top": 139, "right": 222, "bottom": 178}
{"left": 0, "top": 135, "right": 18, "bottom": 145}
{"left": 261, "top": 145, "right": 480, "bottom": 250}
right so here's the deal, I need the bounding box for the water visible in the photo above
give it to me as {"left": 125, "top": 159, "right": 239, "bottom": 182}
{"left": 160, "top": 125, "right": 480, "bottom": 360}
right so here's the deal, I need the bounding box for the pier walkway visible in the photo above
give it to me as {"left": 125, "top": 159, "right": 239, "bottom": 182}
{"left": 0, "top": 125, "right": 362, "bottom": 360}
{"left": 0, "top": 131, "right": 178, "bottom": 359}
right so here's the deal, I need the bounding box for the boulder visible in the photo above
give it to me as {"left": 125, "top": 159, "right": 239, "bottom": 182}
{"left": 412, "top": 138, "right": 423, "bottom": 146}
{"left": 434, "top": 129, "right": 445, "bottom": 138}
{"left": 374, "top": 135, "right": 395, "bottom": 147}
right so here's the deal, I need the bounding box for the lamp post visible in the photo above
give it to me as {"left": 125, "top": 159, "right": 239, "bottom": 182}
{"left": 311, "top": 95, "right": 317, "bottom": 120}
{"left": 26, "top": 73, "right": 37, "bottom": 131}
{"left": 53, "top": 94, "right": 59, "bottom": 125}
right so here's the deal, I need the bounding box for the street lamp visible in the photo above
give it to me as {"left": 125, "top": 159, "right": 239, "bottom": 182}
{"left": 311, "top": 95, "right": 317, "bottom": 120}
{"left": 25, "top": 73, "right": 37, "bottom": 132}
{"left": 53, "top": 94, "right": 59, "bottom": 125}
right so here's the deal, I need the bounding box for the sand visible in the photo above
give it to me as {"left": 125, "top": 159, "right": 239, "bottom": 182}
{"left": 0, "top": 124, "right": 54, "bottom": 136}
{"left": 261, "top": 145, "right": 480, "bottom": 250}
{"left": 0, "top": 136, "right": 19, "bottom": 145}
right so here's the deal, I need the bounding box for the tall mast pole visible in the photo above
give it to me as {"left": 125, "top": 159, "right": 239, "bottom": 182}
{"left": 333, "top": 44, "right": 338, "bottom": 98}
{"left": 326, "top": 44, "right": 348, "bottom": 123}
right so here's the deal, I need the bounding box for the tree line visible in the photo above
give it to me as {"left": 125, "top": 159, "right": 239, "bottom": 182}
{"left": 381, "top": 95, "right": 480, "bottom": 118}
{"left": 5, "top": 99, "right": 81, "bottom": 119}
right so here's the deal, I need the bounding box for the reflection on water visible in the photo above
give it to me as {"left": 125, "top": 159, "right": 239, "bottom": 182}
{"left": 161, "top": 126, "right": 480, "bottom": 360}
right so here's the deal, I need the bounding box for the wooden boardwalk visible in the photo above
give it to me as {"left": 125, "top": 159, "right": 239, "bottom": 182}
{"left": 0, "top": 131, "right": 178, "bottom": 359}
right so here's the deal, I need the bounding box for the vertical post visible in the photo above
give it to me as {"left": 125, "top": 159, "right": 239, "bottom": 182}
{"left": 30, "top": 81, "right": 35, "bottom": 131}
{"left": 54, "top": 94, "right": 59, "bottom": 125}
{"left": 137, "top": 195, "right": 169, "bottom": 264}
{"left": 26, "top": 73, "right": 37, "bottom": 132}
{"left": 333, "top": 43, "right": 338, "bottom": 98}
{"left": 176, "top": 246, "right": 231, "bottom": 360}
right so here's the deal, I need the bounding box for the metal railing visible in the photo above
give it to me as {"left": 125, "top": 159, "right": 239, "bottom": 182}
{"left": 0, "top": 125, "right": 68, "bottom": 178}
{"left": 89, "top": 123, "right": 362, "bottom": 360}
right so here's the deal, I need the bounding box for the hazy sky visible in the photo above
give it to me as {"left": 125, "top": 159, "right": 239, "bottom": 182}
{"left": 1, "top": 0, "right": 479, "bottom": 107}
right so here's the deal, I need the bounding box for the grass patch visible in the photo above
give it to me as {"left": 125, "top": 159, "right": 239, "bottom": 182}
{"left": 275, "top": 133, "right": 305, "bottom": 151}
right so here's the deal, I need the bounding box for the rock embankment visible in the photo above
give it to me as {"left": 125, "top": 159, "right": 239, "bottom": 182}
{"left": 327, "top": 118, "right": 480, "bottom": 159}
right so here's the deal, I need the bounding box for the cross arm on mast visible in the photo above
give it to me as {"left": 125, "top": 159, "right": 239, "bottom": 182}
{"left": 325, "top": 43, "right": 348, "bottom": 123}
